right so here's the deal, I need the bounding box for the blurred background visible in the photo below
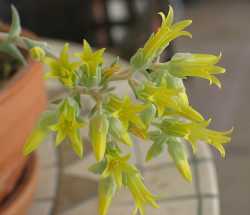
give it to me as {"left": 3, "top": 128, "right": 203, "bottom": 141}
{"left": 0, "top": 0, "right": 248, "bottom": 215}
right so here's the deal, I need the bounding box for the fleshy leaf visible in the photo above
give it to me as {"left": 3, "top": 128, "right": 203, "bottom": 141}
{"left": 0, "top": 42, "right": 26, "bottom": 64}
{"left": 9, "top": 5, "right": 21, "bottom": 38}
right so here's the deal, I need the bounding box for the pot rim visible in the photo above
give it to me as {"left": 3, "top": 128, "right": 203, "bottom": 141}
{"left": 0, "top": 60, "right": 42, "bottom": 103}
{"left": 0, "top": 25, "right": 39, "bottom": 96}
{"left": 0, "top": 154, "right": 38, "bottom": 213}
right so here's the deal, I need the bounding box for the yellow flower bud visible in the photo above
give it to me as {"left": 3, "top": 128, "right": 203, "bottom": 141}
{"left": 176, "top": 160, "right": 192, "bottom": 182}
{"left": 30, "top": 47, "right": 46, "bottom": 62}
{"left": 99, "top": 177, "right": 116, "bottom": 215}
{"left": 90, "top": 112, "right": 109, "bottom": 161}
{"left": 168, "top": 137, "right": 192, "bottom": 182}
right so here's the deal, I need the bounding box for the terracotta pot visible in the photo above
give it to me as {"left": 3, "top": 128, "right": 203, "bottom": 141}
{"left": 0, "top": 154, "right": 39, "bottom": 215}
{"left": 0, "top": 59, "right": 47, "bottom": 202}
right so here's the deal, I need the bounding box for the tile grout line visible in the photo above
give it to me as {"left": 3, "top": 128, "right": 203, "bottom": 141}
{"left": 50, "top": 134, "right": 62, "bottom": 215}
{"left": 190, "top": 150, "right": 203, "bottom": 215}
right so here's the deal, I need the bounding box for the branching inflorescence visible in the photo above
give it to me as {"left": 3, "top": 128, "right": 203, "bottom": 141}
{"left": 1, "top": 5, "right": 232, "bottom": 215}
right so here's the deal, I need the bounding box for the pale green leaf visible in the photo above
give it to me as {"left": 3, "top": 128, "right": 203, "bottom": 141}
{"left": 0, "top": 42, "right": 26, "bottom": 64}
{"left": 9, "top": 5, "right": 21, "bottom": 38}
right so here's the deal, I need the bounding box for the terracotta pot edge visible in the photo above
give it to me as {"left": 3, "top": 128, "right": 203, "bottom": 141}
{"left": 0, "top": 154, "right": 39, "bottom": 214}
{"left": 0, "top": 60, "right": 43, "bottom": 103}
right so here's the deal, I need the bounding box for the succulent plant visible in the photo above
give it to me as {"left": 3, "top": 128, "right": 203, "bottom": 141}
{"left": 0, "top": 5, "right": 232, "bottom": 215}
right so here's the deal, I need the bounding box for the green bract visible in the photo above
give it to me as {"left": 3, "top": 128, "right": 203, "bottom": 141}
{"left": 0, "top": 4, "right": 231, "bottom": 215}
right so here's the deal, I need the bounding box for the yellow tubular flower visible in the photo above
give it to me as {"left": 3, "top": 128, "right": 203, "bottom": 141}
{"left": 131, "top": 6, "right": 192, "bottom": 70}
{"left": 162, "top": 73, "right": 204, "bottom": 122}
{"left": 166, "top": 53, "right": 226, "bottom": 88}
{"left": 139, "top": 81, "right": 204, "bottom": 122}
{"left": 164, "top": 103, "right": 204, "bottom": 122}
{"left": 108, "top": 96, "right": 146, "bottom": 130}
{"left": 45, "top": 43, "right": 80, "bottom": 87}
{"left": 102, "top": 154, "right": 132, "bottom": 188}
{"left": 49, "top": 100, "right": 84, "bottom": 158}
{"left": 75, "top": 39, "right": 105, "bottom": 75}
{"left": 90, "top": 112, "right": 109, "bottom": 161}
{"left": 101, "top": 154, "right": 158, "bottom": 214}
{"left": 139, "top": 82, "right": 181, "bottom": 117}
{"left": 99, "top": 176, "right": 117, "bottom": 215}
{"left": 126, "top": 173, "right": 159, "bottom": 215}
{"left": 160, "top": 119, "right": 232, "bottom": 158}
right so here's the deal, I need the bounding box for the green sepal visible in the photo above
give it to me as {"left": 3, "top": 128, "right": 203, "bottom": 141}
{"left": 89, "top": 159, "right": 107, "bottom": 175}
{"left": 109, "top": 117, "right": 133, "bottom": 146}
{"left": 106, "top": 142, "right": 121, "bottom": 157}
{"left": 80, "top": 64, "right": 102, "bottom": 88}
{"left": 146, "top": 131, "right": 167, "bottom": 161}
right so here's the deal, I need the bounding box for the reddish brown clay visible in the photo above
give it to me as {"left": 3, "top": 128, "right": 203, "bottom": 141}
{"left": 0, "top": 60, "right": 47, "bottom": 202}
{"left": 0, "top": 154, "right": 39, "bottom": 215}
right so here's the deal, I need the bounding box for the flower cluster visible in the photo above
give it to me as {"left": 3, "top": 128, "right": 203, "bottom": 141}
{"left": 23, "top": 6, "right": 232, "bottom": 215}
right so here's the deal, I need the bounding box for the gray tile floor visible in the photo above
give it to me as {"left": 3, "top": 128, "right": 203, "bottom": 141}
{"left": 175, "top": 0, "right": 250, "bottom": 214}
